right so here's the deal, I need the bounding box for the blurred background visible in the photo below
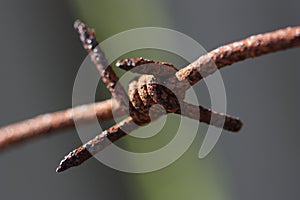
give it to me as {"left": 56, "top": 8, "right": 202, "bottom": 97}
{"left": 0, "top": 0, "right": 299, "bottom": 199}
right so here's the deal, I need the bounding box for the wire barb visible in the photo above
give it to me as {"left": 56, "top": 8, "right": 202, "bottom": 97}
{"left": 56, "top": 117, "right": 136, "bottom": 172}
{"left": 56, "top": 22, "right": 300, "bottom": 172}
{"left": 0, "top": 20, "right": 298, "bottom": 172}
{"left": 74, "top": 19, "right": 129, "bottom": 108}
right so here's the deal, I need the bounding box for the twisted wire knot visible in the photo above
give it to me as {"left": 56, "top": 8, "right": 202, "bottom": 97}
{"left": 117, "top": 57, "right": 242, "bottom": 132}
{"left": 127, "top": 75, "right": 181, "bottom": 125}
{"left": 116, "top": 58, "right": 188, "bottom": 125}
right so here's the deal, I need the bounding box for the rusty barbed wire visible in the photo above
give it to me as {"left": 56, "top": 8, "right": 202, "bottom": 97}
{"left": 74, "top": 20, "right": 129, "bottom": 108}
{"left": 117, "top": 57, "right": 242, "bottom": 131}
{"left": 56, "top": 116, "right": 134, "bottom": 172}
{"left": 56, "top": 22, "right": 300, "bottom": 172}
{"left": 0, "top": 20, "right": 298, "bottom": 173}
{"left": 57, "top": 21, "right": 243, "bottom": 172}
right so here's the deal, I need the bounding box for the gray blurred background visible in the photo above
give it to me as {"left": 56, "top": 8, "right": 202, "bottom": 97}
{"left": 0, "top": 0, "right": 299, "bottom": 199}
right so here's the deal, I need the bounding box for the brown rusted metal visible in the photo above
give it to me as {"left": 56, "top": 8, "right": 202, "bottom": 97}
{"left": 176, "top": 26, "right": 300, "bottom": 85}
{"left": 177, "top": 102, "right": 242, "bottom": 132}
{"left": 117, "top": 57, "right": 242, "bottom": 131}
{"left": 74, "top": 20, "right": 129, "bottom": 108}
{"left": 0, "top": 20, "right": 298, "bottom": 172}
{"left": 55, "top": 23, "right": 300, "bottom": 172}
{"left": 0, "top": 99, "right": 121, "bottom": 149}
{"left": 116, "top": 57, "right": 178, "bottom": 77}
{"left": 56, "top": 117, "right": 136, "bottom": 172}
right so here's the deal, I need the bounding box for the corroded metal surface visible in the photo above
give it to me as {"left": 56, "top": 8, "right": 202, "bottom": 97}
{"left": 0, "top": 99, "right": 119, "bottom": 149}
{"left": 74, "top": 20, "right": 128, "bottom": 107}
{"left": 57, "top": 23, "right": 300, "bottom": 172}
{"left": 176, "top": 26, "right": 300, "bottom": 85}
{"left": 56, "top": 117, "right": 134, "bottom": 172}
{"left": 0, "top": 20, "right": 298, "bottom": 172}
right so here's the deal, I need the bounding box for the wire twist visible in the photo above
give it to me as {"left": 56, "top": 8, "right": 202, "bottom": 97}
{"left": 118, "top": 58, "right": 242, "bottom": 131}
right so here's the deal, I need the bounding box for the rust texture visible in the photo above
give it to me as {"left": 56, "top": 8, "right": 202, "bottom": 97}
{"left": 122, "top": 60, "right": 242, "bottom": 130}
{"left": 0, "top": 20, "right": 298, "bottom": 172}
{"left": 57, "top": 58, "right": 244, "bottom": 172}
{"left": 57, "top": 22, "right": 245, "bottom": 172}
{"left": 116, "top": 57, "right": 178, "bottom": 77}
{"left": 176, "top": 26, "right": 300, "bottom": 85}
{"left": 56, "top": 117, "right": 135, "bottom": 172}
{"left": 178, "top": 103, "right": 242, "bottom": 132}
{"left": 0, "top": 99, "right": 120, "bottom": 149}
{"left": 74, "top": 20, "right": 128, "bottom": 107}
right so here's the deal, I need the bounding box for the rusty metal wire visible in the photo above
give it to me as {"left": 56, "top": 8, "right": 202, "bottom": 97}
{"left": 176, "top": 26, "right": 300, "bottom": 85}
{"left": 56, "top": 22, "right": 300, "bottom": 172}
{"left": 0, "top": 99, "right": 122, "bottom": 149}
{"left": 0, "top": 20, "right": 299, "bottom": 173}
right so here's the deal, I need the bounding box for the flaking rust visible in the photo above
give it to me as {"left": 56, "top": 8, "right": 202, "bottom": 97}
{"left": 57, "top": 21, "right": 245, "bottom": 172}
{"left": 0, "top": 20, "right": 298, "bottom": 172}
{"left": 57, "top": 22, "right": 300, "bottom": 173}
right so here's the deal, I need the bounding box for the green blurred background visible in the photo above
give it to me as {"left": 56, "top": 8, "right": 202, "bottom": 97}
{"left": 0, "top": 0, "right": 299, "bottom": 200}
